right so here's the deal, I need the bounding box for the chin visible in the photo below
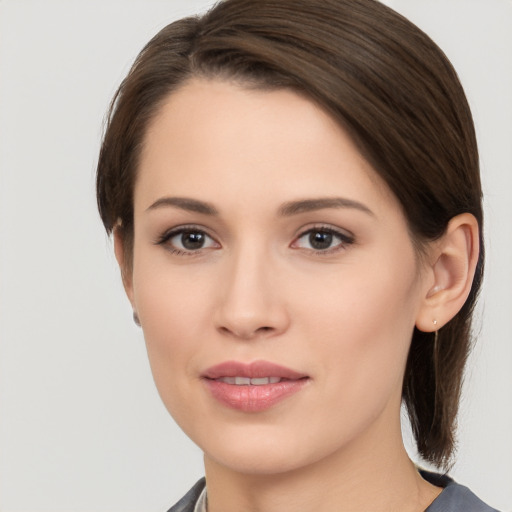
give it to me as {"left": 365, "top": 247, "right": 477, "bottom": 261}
{"left": 196, "top": 421, "right": 352, "bottom": 477}
{"left": 205, "top": 442, "right": 315, "bottom": 476}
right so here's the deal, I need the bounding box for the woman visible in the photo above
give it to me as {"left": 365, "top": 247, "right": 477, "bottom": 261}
{"left": 96, "top": 0, "right": 497, "bottom": 510}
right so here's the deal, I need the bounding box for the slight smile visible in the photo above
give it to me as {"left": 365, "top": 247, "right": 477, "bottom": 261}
{"left": 202, "top": 361, "right": 310, "bottom": 412}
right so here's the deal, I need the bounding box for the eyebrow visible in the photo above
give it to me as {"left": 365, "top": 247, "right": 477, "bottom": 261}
{"left": 146, "top": 197, "right": 219, "bottom": 215}
{"left": 145, "top": 196, "right": 374, "bottom": 217}
{"left": 278, "top": 197, "right": 374, "bottom": 217}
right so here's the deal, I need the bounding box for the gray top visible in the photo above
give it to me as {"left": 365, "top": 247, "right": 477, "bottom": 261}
{"left": 167, "top": 472, "right": 500, "bottom": 512}
{"left": 421, "top": 471, "right": 500, "bottom": 512}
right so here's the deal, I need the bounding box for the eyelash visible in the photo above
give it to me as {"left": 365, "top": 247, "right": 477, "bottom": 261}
{"left": 154, "top": 224, "right": 355, "bottom": 256}
{"left": 154, "top": 224, "right": 218, "bottom": 257}
{"left": 292, "top": 225, "right": 355, "bottom": 255}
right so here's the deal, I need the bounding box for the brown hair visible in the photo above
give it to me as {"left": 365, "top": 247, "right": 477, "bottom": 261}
{"left": 96, "top": 0, "right": 484, "bottom": 469}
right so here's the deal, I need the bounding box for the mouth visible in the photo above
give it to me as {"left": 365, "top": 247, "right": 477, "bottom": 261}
{"left": 202, "top": 360, "right": 309, "bottom": 412}
{"left": 214, "top": 376, "right": 283, "bottom": 385}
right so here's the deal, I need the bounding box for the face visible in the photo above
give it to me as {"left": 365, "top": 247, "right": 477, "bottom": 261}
{"left": 123, "top": 78, "right": 431, "bottom": 476}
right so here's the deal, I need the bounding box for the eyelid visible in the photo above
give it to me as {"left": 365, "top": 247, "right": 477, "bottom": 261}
{"left": 154, "top": 224, "right": 221, "bottom": 254}
{"left": 293, "top": 222, "right": 355, "bottom": 241}
{"left": 291, "top": 224, "right": 355, "bottom": 253}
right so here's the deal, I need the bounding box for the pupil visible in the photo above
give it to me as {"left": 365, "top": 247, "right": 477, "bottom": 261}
{"left": 182, "top": 232, "right": 205, "bottom": 250}
{"left": 309, "top": 231, "right": 332, "bottom": 250}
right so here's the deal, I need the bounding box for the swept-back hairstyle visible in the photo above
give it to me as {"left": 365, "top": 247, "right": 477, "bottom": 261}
{"left": 97, "top": 0, "right": 484, "bottom": 468}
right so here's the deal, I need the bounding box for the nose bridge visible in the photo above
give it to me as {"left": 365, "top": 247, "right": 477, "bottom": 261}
{"left": 214, "top": 240, "right": 288, "bottom": 339}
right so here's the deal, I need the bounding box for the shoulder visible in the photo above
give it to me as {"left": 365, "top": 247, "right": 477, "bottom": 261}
{"left": 167, "top": 473, "right": 501, "bottom": 512}
{"left": 422, "top": 471, "right": 501, "bottom": 512}
{"left": 166, "top": 478, "right": 206, "bottom": 512}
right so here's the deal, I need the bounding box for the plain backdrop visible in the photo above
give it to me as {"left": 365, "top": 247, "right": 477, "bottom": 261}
{"left": 0, "top": 1, "right": 510, "bottom": 511}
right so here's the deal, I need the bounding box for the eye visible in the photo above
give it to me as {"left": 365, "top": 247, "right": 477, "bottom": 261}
{"left": 292, "top": 227, "right": 354, "bottom": 253}
{"left": 156, "top": 227, "right": 219, "bottom": 255}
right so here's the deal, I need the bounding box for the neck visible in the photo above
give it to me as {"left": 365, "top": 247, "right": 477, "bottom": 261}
{"left": 203, "top": 408, "right": 441, "bottom": 512}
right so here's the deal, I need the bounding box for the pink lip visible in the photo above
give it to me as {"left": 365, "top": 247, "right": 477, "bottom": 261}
{"left": 202, "top": 360, "right": 309, "bottom": 412}
{"left": 203, "top": 360, "right": 307, "bottom": 380}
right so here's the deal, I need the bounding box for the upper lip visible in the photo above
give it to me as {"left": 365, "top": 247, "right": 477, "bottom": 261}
{"left": 202, "top": 360, "right": 308, "bottom": 380}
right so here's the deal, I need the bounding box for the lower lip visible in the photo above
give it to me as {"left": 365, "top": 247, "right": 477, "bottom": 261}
{"left": 203, "top": 379, "right": 309, "bottom": 412}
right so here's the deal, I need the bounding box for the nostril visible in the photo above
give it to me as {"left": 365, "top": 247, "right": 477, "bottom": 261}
{"left": 217, "top": 325, "right": 275, "bottom": 339}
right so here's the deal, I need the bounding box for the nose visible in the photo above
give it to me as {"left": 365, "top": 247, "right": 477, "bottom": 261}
{"left": 213, "top": 247, "right": 290, "bottom": 340}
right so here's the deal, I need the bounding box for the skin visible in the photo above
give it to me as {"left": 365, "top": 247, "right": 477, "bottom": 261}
{"left": 116, "top": 78, "right": 479, "bottom": 512}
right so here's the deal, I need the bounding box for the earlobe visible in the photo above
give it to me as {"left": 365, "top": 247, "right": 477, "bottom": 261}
{"left": 416, "top": 213, "right": 479, "bottom": 332}
{"left": 113, "top": 226, "right": 135, "bottom": 306}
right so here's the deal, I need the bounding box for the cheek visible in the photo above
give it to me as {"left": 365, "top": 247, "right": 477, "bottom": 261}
{"left": 294, "top": 251, "right": 421, "bottom": 400}
{"left": 133, "top": 245, "right": 216, "bottom": 334}
{"left": 131, "top": 257, "right": 215, "bottom": 415}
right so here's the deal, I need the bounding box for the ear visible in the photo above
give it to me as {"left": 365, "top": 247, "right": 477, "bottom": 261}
{"left": 415, "top": 213, "right": 480, "bottom": 332}
{"left": 113, "top": 226, "right": 135, "bottom": 307}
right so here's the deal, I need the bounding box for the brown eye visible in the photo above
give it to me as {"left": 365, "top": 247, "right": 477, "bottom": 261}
{"left": 180, "top": 231, "right": 207, "bottom": 250}
{"left": 309, "top": 231, "right": 333, "bottom": 250}
{"left": 292, "top": 227, "right": 354, "bottom": 253}
{"left": 156, "top": 227, "right": 219, "bottom": 254}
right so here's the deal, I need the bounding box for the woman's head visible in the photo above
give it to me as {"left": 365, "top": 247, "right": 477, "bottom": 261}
{"left": 97, "top": 0, "right": 483, "bottom": 469}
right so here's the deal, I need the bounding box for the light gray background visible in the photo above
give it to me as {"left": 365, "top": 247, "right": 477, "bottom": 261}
{"left": 0, "top": 1, "right": 510, "bottom": 511}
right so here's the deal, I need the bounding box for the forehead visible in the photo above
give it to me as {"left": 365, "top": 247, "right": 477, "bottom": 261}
{"left": 136, "top": 78, "right": 398, "bottom": 216}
